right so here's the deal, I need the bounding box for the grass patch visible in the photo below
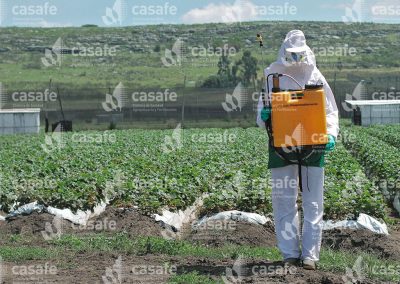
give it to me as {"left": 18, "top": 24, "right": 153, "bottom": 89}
{"left": 52, "top": 233, "right": 400, "bottom": 282}
{"left": 2, "top": 233, "right": 398, "bottom": 282}
{"left": 52, "top": 233, "right": 282, "bottom": 260}
{"left": 320, "top": 248, "right": 400, "bottom": 282}
{"left": 168, "top": 271, "right": 223, "bottom": 284}
{"left": 0, "top": 247, "right": 59, "bottom": 262}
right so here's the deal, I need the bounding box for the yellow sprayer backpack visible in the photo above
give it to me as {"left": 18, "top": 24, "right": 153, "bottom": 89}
{"left": 262, "top": 73, "right": 328, "bottom": 191}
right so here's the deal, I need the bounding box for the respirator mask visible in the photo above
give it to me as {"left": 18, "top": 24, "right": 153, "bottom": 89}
{"left": 284, "top": 50, "right": 307, "bottom": 65}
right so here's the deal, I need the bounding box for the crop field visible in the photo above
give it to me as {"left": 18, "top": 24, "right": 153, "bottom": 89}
{"left": 0, "top": 125, "right": 390, "bottom": 219}
{"left": 0, "top": 123, "right": 399, "bottom": 283}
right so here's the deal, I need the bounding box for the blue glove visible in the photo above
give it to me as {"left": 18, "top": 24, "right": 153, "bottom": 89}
{"left": 261, "top": 107, "right": 272, "bottom": 122}
{"left": 325, "top": 134, "right": 336, "bottom": 152}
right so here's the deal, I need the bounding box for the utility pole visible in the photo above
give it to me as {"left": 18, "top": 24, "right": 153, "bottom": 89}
{"left": 181, "top": 74, "right": 186, "bottom": 128}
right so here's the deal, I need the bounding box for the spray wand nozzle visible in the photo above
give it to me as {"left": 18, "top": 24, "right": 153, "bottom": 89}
{"left": 256, "top": 34, "right": 263, "bottom": 47}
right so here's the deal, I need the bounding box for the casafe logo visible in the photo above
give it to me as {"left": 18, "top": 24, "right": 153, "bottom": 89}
{"left": 281, "top": 123, "right": 304, "bottom": 154}
{"left": 222, "top": 255, "right": 245, "bottom": 283}
{"left": 102, "top": 82, "right": 128, "bottom": 112}
{"left": 102, "top": 0, "right": 128, "bottom": 26}
{"left": 41, "top": 216, "right": 63, "bottom": 240}
{"left": 220, "top": 0, "right": 247, "bottom": 25}
{"left": 41, "top": 124, "right": 65, "bottom": 154}
{"left": 162, "top": 123, "right": 183, "bottom": 153}
{"left": 342, "top": 80, "right": 366, "bottom": 112}
{"left": 102, "top": 1, "right": 177, "bottom": 26}
{"left": 182, "top": 0, "right": 296, "bottom": 25}
{"left": 104, "top": 170, "right": 126, "bottom": 201}
{"left": 41, "top": 37, "right": 64, "bottom": 67}
{"left": 161, "top": 38, "right": 185, "bottom": 67}
{"left": 12, "top": 2, "right": 57, "bottom": 16}
{"left": 222, "top": 82, "right": 247, "bottom": 112}
{"left": 281, "top": 221, "right": 298, "bottom": 241}
{"left": 342, "top": 256, "right": 365, "bottom": 283}
{"left": 344, "top": 170, "right": 367, "bottom": 198}
{"left": 342, "top": 0, "right": 368, "bottom": 24}
{"left": 102, "top": 256, "right": 123, "bottom": 284}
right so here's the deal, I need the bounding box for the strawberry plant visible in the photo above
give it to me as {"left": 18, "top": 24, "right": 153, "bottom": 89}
{"left": 363, "top": 125, "right": 400, "bottom": 149}
{"left": 0, "top": 127, "right": 388, "bottom": 221}
{"left": 342, "top": 126, "right": 400, "bottom": 213}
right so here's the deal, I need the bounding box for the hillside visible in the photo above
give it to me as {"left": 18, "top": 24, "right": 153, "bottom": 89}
{"left": 0, "top": 21, "right": 399, "bottom": 128}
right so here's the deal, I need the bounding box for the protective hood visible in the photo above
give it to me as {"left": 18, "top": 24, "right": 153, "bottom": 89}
{"left": 277, "top": 30, "right": 316, "bottom": 66}
{"left": 265, "top": 30, "right": 321, "bottom": 89}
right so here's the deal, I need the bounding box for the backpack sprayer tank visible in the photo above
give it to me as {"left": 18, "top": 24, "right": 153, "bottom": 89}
{"left": 270, "top": 73, "right": 328, "bottom": 148}
{"left": 266, "top": 73, "right": 328, "bottom": 192}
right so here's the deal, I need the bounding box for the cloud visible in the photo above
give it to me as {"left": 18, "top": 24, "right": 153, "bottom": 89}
{"left": 182, "top": 0, "right": 259, "bottom": 24}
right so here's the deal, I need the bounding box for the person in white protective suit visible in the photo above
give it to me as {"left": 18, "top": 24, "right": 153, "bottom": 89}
{"left": 256, "top": 30, "right": 339, "bottom": 270}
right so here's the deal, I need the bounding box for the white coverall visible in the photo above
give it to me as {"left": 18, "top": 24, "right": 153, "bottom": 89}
{"left": 256, "top": 30, "right": 339, "bottom": 261}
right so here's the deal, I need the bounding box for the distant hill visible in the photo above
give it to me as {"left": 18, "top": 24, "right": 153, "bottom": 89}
{"left": 0, "top": 21, "right": 399, "bottom": 128}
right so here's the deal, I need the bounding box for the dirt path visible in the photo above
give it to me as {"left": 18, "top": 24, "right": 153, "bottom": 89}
{"left": 1, "top": 254, "right": 380, "bottom": 284}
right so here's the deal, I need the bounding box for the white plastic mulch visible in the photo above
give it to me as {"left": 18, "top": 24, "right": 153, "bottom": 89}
{"left": 0, "top": 201, "right": 389, "bottom": 235}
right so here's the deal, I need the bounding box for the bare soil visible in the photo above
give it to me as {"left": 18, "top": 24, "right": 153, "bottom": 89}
{"left": 0, "top": 208, "right": 399, "bottom": 283}
{"left": 185, "top": 220, "right": 277, "bottom": 247}
{"left": 322, "top": 227, "right": 400, "bottom": 261}
{"left": 0, "top": 254, "right": 380, "bottom": 284}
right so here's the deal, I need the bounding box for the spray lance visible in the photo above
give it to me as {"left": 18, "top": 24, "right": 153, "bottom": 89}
{"left": 256, "top": 33, "right": 274, "bottom": 150}
{"left": 256, "top": 34, "right": 301, "bottom": 141}
{"left": 256, "top": 33, "right": 274, "bottom": 139}
{"left": 256, "top": 34, "right": 268, "bottom": 106}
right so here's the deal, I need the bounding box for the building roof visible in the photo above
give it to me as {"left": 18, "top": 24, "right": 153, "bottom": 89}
{"left": 345, "top": 100, "right": 400, "bottom": 106}
{"left": 0, "top": 108, "right": 41, "bottom": 113}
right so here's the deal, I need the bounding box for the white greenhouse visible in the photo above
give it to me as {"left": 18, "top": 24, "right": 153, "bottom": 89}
{"left": 345, "top": 100, "right": 400, "bottom": 126}
{"left": 0, "top": 108, "right": 40, "bottom": 135}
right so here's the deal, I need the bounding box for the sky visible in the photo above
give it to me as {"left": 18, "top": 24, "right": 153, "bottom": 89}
{"left": 0, "top": 0, "right": 399, "bottom": 27}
